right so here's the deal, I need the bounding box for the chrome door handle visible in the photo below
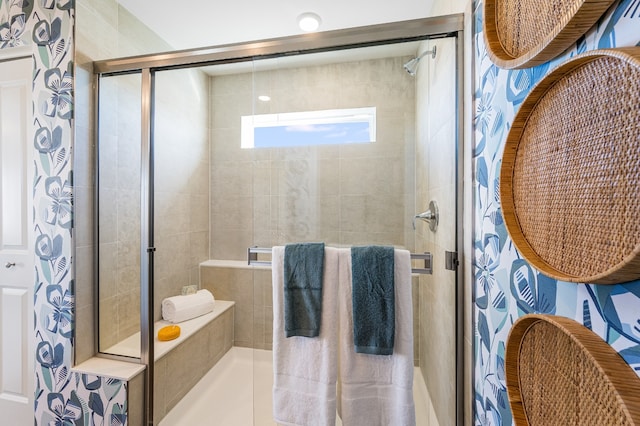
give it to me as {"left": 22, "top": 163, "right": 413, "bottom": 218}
{"left": 5, "top": 262, "right": 16, "bottom": 269}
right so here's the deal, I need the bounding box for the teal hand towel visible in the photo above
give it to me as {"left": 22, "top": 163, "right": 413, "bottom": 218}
{"left": 351, "top": 245, "right": 395, "bottom": 355}
{"left": 284, "top": 242, "right": 325, "bottom": 337}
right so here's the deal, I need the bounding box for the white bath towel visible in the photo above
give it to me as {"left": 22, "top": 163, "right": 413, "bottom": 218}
{"left": 337, "top": 248, "right": 416, "bottom": 426}
{"left": 272, "top": 246, "right": 339, "bottom": 426}
{"left": 161, "top": 289, "right": 215, "bottom": 323}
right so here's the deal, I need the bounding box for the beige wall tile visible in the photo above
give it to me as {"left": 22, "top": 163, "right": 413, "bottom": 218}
{"left": 98, "top": 295, "right": 118, "bottom": 350}
{"left": 98, "top": 242, "right": 117, "bottom": 303}
{"left": 116, "top": 189, "right": 141, "bottom": 241}
{"left": 190, "top": 231, "right": 210, "bottom": 265}
{"left": 74, "top": 245, "right": 94, "bottom": 310}
{"left": 208, "top": 57, "right": 415, "bottom": 257}
{"left": 117, "top": 289, "right": 140, "bottom": 341}
{"left": 74, "top": 304, "right": 95, "bottom": 364}
{"left": 153, "top": 357, "right": 167, "bottom": 421}
{"left": 127, "top": 372, "right": 145, "bottom": 426}
{"left": 74, "top": 185, "right": 94, "bottom": 248}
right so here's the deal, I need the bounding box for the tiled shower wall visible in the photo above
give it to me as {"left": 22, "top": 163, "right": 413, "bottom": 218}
{"left": 201, "top": 264, "right": 273, "bottom": 349}
{"left": 208, "top": 56, "right": 418, "bottom": 260}
{"left": 95, "top": 73, "right": 144, "bottom": 349}
{"left": 415, "top": 37, "right": 458, "bottom": 426}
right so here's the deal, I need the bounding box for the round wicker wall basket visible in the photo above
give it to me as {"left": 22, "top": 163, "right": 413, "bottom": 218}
{"left": 483, "top": 0, "right": 616, "bottom": 69}
{"left": 506, "top": 314, "right": 640, "bottom": 426}
{"left": 500, "top": 48, "right": 640, "bottom": 284}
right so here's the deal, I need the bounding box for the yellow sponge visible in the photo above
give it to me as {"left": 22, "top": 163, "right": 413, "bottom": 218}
{"left": 158, "top": 325, "right": 180, "bottom": 341}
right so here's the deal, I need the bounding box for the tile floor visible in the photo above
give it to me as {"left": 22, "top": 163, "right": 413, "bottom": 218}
{"left": 159, "top": 347, "right": 438, "bottom": 425}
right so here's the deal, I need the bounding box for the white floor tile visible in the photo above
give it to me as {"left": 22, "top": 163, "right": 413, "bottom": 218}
{"left": 159, "top": 347, "right": 431, "bottom": 425}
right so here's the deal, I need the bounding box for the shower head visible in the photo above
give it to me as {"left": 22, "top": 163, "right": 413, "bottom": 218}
{"left": 403, "top": 46, "right": 437, "bottom": 76}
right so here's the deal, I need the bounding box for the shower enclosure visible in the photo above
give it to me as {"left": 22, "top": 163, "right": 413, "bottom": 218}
{"left": 91, "top": 15, "right": 463, "bottom": 425}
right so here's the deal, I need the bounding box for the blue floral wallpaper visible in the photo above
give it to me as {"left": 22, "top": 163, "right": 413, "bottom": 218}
{"left": 0, "top": 0, "right": 127, "bottom": 424}
{"left": 473, "top": 0, "right": 640, "bottom": 424}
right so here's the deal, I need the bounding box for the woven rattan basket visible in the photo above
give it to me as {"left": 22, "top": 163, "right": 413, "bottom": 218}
{"left": 506, "top": 314, "right": 640, "bottom": 426}
{"left": 483, "top": 0, "right": 616, "bottom": 69}
{"left": 500, "top": 48, "right": 640, "bottom": 284}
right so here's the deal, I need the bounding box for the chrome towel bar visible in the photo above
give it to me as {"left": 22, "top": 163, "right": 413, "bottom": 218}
{"left": 247, "top": 246, "right": 432, "bottom": 275}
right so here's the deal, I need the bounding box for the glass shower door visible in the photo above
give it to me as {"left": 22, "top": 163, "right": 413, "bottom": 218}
{"left": 413, "top": 36, "right": 460, "bottom": 426}
{"left": 97, "top": 72, "right": 142, "bottom": 359}
{"left": 208, "top": 61, "right": 262, "bottom": 424}
{"left": 92, "top": 16, "right": 463, "bottom": 425}
{"left": 152, "top": 65, "right": 229, "bottom": 424}
{"left": 246, "top": 40, "right": 458, "bottom": 425}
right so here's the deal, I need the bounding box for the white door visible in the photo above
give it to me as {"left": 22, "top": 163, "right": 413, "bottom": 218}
{"left": 0, "top": 55, "right": 34, "bottom": 425}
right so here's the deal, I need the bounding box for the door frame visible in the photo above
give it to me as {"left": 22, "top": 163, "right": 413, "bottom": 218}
{"left": 0, "top": 45, "right": 31, "bottom": 63}
{"left": 93, "top": 14, "right": 465, "bottom": 425}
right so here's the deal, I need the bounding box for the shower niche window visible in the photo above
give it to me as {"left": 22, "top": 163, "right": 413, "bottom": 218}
{"left": 241, "top": 106, "right": 377, "bottom": 148}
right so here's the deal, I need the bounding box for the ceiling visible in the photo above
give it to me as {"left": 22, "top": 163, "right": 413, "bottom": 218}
{"left": 115, "top": 0, "right": 434, "bottom": 50}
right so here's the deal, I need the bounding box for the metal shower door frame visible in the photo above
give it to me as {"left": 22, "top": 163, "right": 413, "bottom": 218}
{"left": 92, "top": 13, "right": 465, "bottom": 426}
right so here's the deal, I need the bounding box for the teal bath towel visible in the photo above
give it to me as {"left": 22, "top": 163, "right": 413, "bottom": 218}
{"left": 284, "top": 242, "right": 325, "bottom": 337}
{"left": 351, "top": 245, "right": 395, "bottom": 355}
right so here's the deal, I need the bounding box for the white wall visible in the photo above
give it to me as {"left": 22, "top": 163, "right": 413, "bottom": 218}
{"left": 427, "top": 0, "right": 470, "bottom": 16}
{"left": 116, "top": 0, "right": 435, "bottom": 49}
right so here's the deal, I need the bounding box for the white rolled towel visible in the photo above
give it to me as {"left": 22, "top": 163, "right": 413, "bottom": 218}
{"left": 162, "top": 289, "right": 215, "bottom": 323}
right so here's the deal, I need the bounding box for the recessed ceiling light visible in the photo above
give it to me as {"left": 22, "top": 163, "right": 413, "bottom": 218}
{"left": 258, "top": 95, "right": 271, "bottom": 102}
{"left": 297, "top": 12, "right": 322, "bottom": 32}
